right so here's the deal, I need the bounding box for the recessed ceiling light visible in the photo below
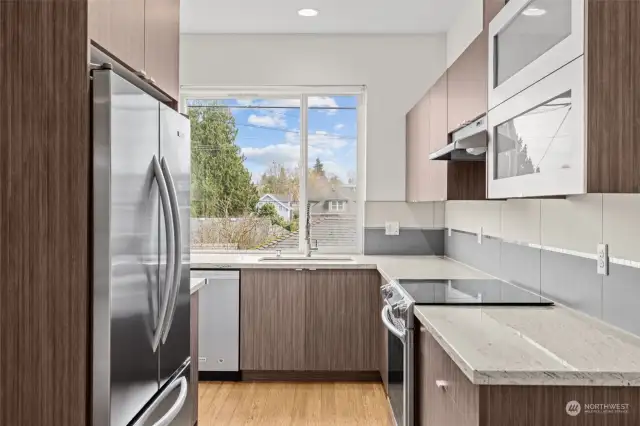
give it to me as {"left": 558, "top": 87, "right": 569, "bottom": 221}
{"left": 298, "top": 8, "right": 319, "bottom": 17}
{"left": 522, "top": 7, "right": 547, "bottom": 16}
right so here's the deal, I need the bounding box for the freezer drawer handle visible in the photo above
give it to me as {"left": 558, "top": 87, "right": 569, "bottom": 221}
{"left": 381, "top": 305, "right": 405, "bottom": 341}
{"left": 132, "top": 376, "right": 188, "bottom": 426}
{"left": 160, "top": 157, "right": 182, "bottom": 343}
{"left": 152, "top": 155, "right": 175, "bottom": 352}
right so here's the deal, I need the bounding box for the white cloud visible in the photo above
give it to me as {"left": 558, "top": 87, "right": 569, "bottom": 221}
{"left": 315, "top": 130, "right": 328, "bottom": 136}
{"left": 247, "top": 113, "right": 286, "bottom": 128}
{"left": 334, "top": 124, "right": 345, "bottom": 131}
{"left": 284, "top": 131, "right": 347, "bottom": 150}
{"left": 309, "top": 97, "right": 338, "bottom": 108}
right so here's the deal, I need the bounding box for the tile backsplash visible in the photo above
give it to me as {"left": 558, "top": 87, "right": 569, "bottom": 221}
{"left": 444, "top": 194, "right": 640, "bottom": 338}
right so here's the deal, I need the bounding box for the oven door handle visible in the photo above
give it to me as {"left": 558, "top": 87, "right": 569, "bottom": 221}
{"left": 381, "top": 305, "right": 405, "bottom": 341}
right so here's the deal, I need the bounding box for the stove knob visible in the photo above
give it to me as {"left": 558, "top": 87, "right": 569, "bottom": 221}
{"left": 380, "top": 284, "right": 394, "bottom": 299}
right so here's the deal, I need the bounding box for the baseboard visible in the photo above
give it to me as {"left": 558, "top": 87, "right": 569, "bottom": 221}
{"left": 199, "top": 370, "right": 242, "bottom": 381}
{"left": 241, "top": 370, "right": 382, "bottom": 382}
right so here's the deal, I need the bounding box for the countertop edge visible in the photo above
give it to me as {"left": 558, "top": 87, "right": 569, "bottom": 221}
{"left": 414, "top": 307, "right": 640, "bottom": 387}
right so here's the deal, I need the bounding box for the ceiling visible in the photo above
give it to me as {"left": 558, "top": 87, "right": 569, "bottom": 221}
{"left": 180, "top": 0, "right": 468, "bottom": 34}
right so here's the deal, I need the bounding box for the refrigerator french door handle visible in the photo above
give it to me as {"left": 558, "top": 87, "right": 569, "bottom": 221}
{"left": 131, "top": 376, "right": 188, "bottom": 426}
{"left": 152, "top": 155, "right": 175, "bottom": 352}
{"left": 160, "top": 157, "right": 182, "bottom": 343}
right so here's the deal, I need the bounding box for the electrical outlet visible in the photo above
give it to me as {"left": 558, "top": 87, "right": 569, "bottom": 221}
{"left": 199, "top": 357, "right": 207, "bottom": 363}
{"left": 477, "top": 227, "right": 483, "bottom": 244}
{"left": 597, "top": 243, "right": 609, "bottom": 275}
{"left": 385, "top": 221, "right": 400, "bottom": 236}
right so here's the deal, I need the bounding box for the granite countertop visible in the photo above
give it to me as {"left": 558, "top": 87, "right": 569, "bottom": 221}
{"left": 190, "top": 253, "right": 489, "bottom": 282}
{"left": 190, "top": 278, "right": 206, "bottom": 294}
{"left": 414, "top": 305, "right": 640, "bottom": 386}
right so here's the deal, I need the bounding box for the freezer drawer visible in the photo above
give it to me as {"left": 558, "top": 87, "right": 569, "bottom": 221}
{"left": 191, "top": 270, "right": 240, "bottom": 372}
{"left": 132, "top": 360, "right": 192, "bottom": 426}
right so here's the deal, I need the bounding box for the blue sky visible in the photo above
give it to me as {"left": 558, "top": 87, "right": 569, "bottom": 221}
{"left": 217, "top": 96, "right": 357, "bottom": 183}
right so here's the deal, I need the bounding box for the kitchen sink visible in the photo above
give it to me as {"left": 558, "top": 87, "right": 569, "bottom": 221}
{"left": 258, "top": 256, "right": 355, "bottom": 262}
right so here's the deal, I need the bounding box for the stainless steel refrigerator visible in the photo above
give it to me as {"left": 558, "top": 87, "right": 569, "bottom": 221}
{"left": 92, "top": 69, "right": 192, "bottom": 426}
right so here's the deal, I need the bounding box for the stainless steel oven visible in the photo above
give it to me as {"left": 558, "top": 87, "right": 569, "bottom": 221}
{"left": 380, "top": 283, "right": 414, "bottom": 426}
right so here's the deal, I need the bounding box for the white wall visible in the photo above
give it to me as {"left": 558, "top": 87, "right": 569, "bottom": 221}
{"left": 446, "top": 0, "right": 484, "bottom": 66}
{"left": 180, "top": 34, "right": 447, "bottom": 206}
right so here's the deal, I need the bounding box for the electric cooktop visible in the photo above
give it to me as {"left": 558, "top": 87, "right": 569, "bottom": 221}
{"left": 396, "top": 279, "right": 553, "bottom": 306}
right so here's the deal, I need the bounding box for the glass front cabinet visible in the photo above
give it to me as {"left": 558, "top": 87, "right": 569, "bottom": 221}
{"left": 487, "top": 0, "right": 586, "bottom": 199}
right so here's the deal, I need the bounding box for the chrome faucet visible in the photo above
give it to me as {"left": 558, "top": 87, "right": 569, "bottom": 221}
{"left": 305, "top": 202, "right": 318, "bottom": 257}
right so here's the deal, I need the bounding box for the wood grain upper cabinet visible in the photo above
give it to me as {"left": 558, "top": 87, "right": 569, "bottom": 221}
{"left": 88, "top": 0, "right": 146, "bottom": 72}
{"left": 406, "top": 72, "right": 449, "bottom": 202}
{"left": 88, "top": 0, "right": 180, "bottom": 101}
{"left": 240, "top": 270, "right": 306, "bottom": 371}
{"left": 305, "top": 270, "right": 380, "bottom": 371}
{"left": 447, "top": 35, "right": 488, "bottom": 133}
{"left": 406, "top": 92, "right": 430, "bottom": 202}
{"left": 145, "top": 0, "right": 180, "bottom": 100}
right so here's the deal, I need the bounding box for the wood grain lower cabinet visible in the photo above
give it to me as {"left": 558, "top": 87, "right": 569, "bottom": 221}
{"left": 305, "top": 270, "right": 380, "bottom": 371}
{"left": 380, "top": 276, "right": 389, "bottom": 392}
{"left": 240, "top": 270, "right": 306, "bottom": 371}
{"left": 418, "top": 324, "right": 640, "bottom": 426}
{"left": 240, "top": 269, "right": 380, "bottom": 373}
{"left": 190, "top": 291, "right": 199, "bottom": 425}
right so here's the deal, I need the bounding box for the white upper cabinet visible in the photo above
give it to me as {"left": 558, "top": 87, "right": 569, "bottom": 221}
{"left": 487, "top": 56, "right": 584, "bottom": 199}
{"left": 488, "top": 0, "right": 584, "bottom": 109}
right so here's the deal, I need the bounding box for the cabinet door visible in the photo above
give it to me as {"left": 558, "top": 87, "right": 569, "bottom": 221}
{"left": 145, "top": 0, "right": 180, "bottom": 100}
{"left": 305, "top": 270, "right": 380, "bottom": 371}
{"left": 406, "top": 92, "right": 430, "bottom": 202}
{"left": 240, "top": 270, "right": 306, "bottom": 371}
{"left": 427, "top": 72, "right": 448, "bottom": 201}
{"left": 190, "top": 292, "right": 198, "bottom": 423}
{"left": 108, "top": 0, "right": 145, "bottom": 71}
{"left": 379, "top": 276, "right": 388, "bottom": 392}
{"left": 447, "top": 34, "right": 488, "bottom": 132}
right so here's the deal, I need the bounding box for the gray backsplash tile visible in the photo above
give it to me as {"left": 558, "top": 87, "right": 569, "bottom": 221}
{"left": 499, "top": 242, "right": 541, "bottom": 294}
{"left": 445, "top": 231, "right": 501, "bottom": 278}
{"left": 603, "top": 264, "right": 640, "bottom": 337}
{"left": 540, "top": 250, "right": 603, "bottom": 318}
{"left": 363, "top": 228, "right": 444, "bottom": 255}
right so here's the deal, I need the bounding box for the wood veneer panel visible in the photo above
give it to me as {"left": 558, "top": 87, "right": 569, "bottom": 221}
{"left": 447, "top": 162, "right": 486, "bottom": 200}
{"left": 145, "top": 0, "right": 180, "bottom": 100}
{"left": 190, "top": 292, "right": 199, "bottom": 424}
{"left": 479, "top": 385, "right": 640, "bottom": 426}
{"left": 0, "top": 1, "right": 90, "bottom": 425}
{"left": 586, "top": 0, "right": 639, "bottom": 192}
{"left": 428, "top": 72, "right": 449, "bottom": 201}
{"left": 379, "top": 276, "right": 389, "bottom": 393}
{"left": 305, "top": 270, "right": 380, "bottom": 371}
{"left": 242, "top": 371, "right": 381, "bottom": 382}
{"left": 240, "top": 270, "right": 306, "bottom": 371}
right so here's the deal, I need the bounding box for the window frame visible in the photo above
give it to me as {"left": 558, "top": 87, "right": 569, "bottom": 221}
{"left": 181, "top": 86, "right": 366, "bottom": 254}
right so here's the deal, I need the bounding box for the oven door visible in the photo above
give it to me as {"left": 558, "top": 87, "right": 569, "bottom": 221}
{"left": 381, "top": 305, "right": 413, "bottom": 426}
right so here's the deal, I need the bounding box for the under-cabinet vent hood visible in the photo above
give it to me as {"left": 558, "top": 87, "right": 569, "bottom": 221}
{"left": 429, "top": 114, "right": 487, "bottom": 161}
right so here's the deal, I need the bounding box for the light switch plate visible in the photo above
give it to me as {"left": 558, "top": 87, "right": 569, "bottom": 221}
{"left": 385, "top": 221, "right": 400, "bottom": 236}
{"left": 477, "top": 227, "right": 483, "bottom": 244}
{"left": 448, "top": 228, "right": 452, "bottom": 237}
{"left": 597, "top": 243, "right": 608, "bottom": 275}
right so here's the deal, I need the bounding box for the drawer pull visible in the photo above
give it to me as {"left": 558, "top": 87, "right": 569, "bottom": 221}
{"left": 435, "top": 380, "right": 449, "bottom": 390}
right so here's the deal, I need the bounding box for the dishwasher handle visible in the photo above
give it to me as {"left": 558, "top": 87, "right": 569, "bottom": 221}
{"left": 381, "top": 305, "right": 405, "bottom": 341}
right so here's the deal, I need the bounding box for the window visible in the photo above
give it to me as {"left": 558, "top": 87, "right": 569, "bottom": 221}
{"left": 184, "top": 91, "right": 362, "bottom": 254}
{"left": 329, "top": 201, "right": 346, "bottom": 212}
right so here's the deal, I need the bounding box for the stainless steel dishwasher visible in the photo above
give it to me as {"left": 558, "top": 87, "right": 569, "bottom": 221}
{"left": 190, "top": 270, "right": 240, "bottom": 380}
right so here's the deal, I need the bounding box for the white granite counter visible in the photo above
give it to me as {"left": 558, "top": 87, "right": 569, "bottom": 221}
{"left": 414, "top": 305, "right": 640, "bottom": 386}
{"left": 190, "top": 277, "right": 206, "bottom": 294}
{"left": 190, "top": 253, "right": 488, "bottom": 282}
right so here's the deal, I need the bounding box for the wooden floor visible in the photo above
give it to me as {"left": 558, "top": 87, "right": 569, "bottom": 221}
{"left": 198, "top": 381, "right": 393, "bottom": 425}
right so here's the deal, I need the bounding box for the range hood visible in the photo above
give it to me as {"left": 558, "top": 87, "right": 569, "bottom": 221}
{"left": 429, "top": 114, "right": 487, "bottom": 161}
